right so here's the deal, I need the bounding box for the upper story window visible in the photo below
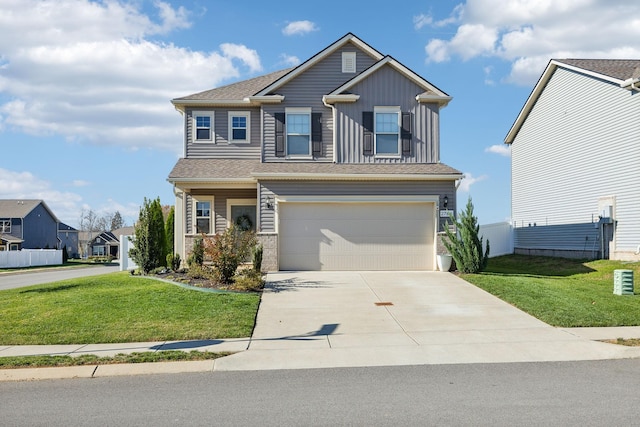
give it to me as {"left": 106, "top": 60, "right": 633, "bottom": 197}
{"left": 286, "top": 108, "right": 311, "bottom": 157}
{"left": 194, "top": 199, "right": 212, "bottom": 234}
{"left": 374, "top": 106, "right": 401, "bottom": 157}
{"left": 342, "top": 52, "right": 356, "bottom": 73}
{"left": 0, "top": 220, "right": 10, "bottom": 233}
{"left": 228, "top": 111, "right": 250, "bottom": 143}
{"left": 193, "top": 112, "right": 213, "bottom": 142}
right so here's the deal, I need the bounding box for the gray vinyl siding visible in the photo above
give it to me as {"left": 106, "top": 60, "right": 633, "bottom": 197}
{"left": 185, "top": 108, "right": 261, "bottom": 158}
{"left": 262, "top": 43, "right": 378, "bottom": 162}
{"left": 335, "top": 65, "right": 440, "bottom": 163}
{"left": 511, "top": 66, "right": 640, "bottom": 253}
{"left": 258, "top": 180, "right": 455, "bottom": 233}
{"left": 187, "top": 189, "right": 257, "bottom": 235}
{"left": 23, "top": 204, "right": 58, "bottom": 249}
{"left": 515, "top": 223, "right": 600, "bottom": 254}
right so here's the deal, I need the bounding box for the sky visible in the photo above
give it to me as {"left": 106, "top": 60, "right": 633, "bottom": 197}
{"left": 2, "top": 0, "right": 640, "bottom": 228}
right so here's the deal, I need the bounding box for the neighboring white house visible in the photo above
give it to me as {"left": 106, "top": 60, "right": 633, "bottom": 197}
{"left": 505, "top": 59, "right": 640, "bottom": 260}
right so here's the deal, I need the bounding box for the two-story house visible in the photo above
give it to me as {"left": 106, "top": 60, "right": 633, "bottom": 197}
{"left": 168, "top": 33, "right": 462, "bottom": 271}
{"left": 0, "top": 199, "right": 60, "bottom": 251}
{"left": 506, "top": 59, "right": 640, "bottom": 260}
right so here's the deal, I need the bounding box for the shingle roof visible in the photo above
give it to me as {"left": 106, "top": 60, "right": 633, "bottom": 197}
{"left": 557, "top": 59, "right": 640, "bottom": 81}
{"left": 0, "top": 199, "right": 44, "bottom": 219}
{"left": 173, "top": 68, "right": 294, "bottom": 101}
{"left": 168, "top": 158, "right": 462, "bottom": 181}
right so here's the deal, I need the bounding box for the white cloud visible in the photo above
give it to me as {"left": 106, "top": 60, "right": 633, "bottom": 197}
{"left": 413, "top": 14, "right": 433, "bottom": 30}
{"left": 458, "top": 172, "right": 487, "bottom": 193}
{"left": 485, "top": 144, "right": 511, "bottom": 157}
{"left": 282, "top": 20, "right": 318, "bottom": 36}
{"left": 220, "top": 43, "right": 262, "bottom": 74}
{"left": 0, "top": 168, "right": 83, "bottom": 225}
{"left": 72, "top": 180, "right": 91, "bottom": 187}
{"left": 0, "top": 0, "right": 263, "bottom": 154}
{"left": 279, "top": 54, "right": 301, "bottom": 67}
{"left": 424, "top": 0, "right": 640, "bottom": 85}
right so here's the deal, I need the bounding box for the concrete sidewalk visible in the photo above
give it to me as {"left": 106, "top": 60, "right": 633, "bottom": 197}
{"left": 2, "top": 271, "right": 640, "bottom": 381}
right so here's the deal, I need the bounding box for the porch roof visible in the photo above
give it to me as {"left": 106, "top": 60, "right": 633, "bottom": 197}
{"left": 168, "top": 159, "right": 462, "bottom": 183}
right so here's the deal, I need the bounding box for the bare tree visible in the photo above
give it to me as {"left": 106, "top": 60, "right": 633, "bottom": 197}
{"left": 78, "top": 209, "right": 100, "bottom": 258}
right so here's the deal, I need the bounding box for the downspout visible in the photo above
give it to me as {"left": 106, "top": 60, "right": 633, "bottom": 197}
{"left": 322, "top": 98, "right": 338, "bottom": 163}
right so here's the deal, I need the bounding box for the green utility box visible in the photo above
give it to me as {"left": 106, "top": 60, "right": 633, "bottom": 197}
{"left": 613, "top": 270, "right": 634, "bottom": 295}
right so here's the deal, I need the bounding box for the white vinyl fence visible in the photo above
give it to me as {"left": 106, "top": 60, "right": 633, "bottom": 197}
{"left": 0, "top": 249, "right": 62, "bottom": 268}
{"left": 119, "top": 235, "right": 138, "bottom": 272}
{"left": 479, "top": 222, "right": 514, "bottom": 257}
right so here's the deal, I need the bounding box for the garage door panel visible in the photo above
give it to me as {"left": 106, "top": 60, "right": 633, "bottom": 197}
{"left": 279, "top": 202, "right": 434, "bottom": 271}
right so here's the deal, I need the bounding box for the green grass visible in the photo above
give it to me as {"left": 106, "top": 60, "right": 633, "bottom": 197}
{"left": 0, "top": 272, "right": 260, "bottom": 345}
{"left": 462, "top": 254, "right": 640, "bottom": 327}
{"left": 0, "top": 351, "right": 230, "bottom": 369}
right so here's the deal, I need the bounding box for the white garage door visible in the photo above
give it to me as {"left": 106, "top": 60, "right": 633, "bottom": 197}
{"left": 279, "top": 202, "right": 435, "bottom": 271}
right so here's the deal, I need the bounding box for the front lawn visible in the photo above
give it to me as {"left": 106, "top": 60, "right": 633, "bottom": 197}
{"left": 462, "top": 255, "right": 640, "bottom": 327}
{"left": 0, "top": 272, "right": 260, "bottom": 345}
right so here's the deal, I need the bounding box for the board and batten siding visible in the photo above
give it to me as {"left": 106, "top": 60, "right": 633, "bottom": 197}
{"left": 185, "top": 107, "right": 261, "bottom": 158}
{"left": 335, "top": 65, "right": 440, "bottom": 163}
{"left": 262, "top": 43, "right": 378, "bottom": 162}
{"left": 511, "top": 66, "right": 640, "bottom": 255}
{"left": 258, "top": 180, "right": 455, "bottom": 233}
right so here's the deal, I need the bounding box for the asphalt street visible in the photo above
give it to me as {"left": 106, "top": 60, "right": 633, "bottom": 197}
{"left": 1, "top": 360, "right": 639, "bottom": 426}
{"left": 0, "top": 265, "right": 119, "bottom": 290}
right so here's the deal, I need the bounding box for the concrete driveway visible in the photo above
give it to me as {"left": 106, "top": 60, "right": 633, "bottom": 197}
{"left": 215, "top": 271, "right": 640, "bottom": 370}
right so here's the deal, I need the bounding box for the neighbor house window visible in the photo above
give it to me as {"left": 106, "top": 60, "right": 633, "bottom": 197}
{"left": 0, "top": 220, "right": 10, "bottom": 233}
{"left": 10, "top": 244, "right": 19, "bottom": 251}
{"left": 228, "top": 111, "right": 250, "bottom": 143}
{"left": 194, "top": 199, "right": 212, "bottom": 234}
{"left": 374, "top": 106, "right": 401, "bottom": 156}
{"left": 286, "top": 108, "right": 311, "bottom": 157}
{"left": 193, "top": 112, "right": 212, "bottom": 141}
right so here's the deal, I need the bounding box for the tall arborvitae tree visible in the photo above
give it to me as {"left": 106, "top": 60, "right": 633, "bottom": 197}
{"left": 165, "top": 206, "right": 175, "bottom": 257}
{"left": 111, "top": 211, "right": 125, "bottom": 230}
{"left": 130, "top": 197, "right": 167, "bottom": 273}
{"left": 443, "top": 197, "right": 490, "bottom": 273}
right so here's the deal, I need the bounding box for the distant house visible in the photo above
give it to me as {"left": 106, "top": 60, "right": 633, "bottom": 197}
{"left": 0, "top": 199, "right": 60, "bottom": 251}
{"left": 58, "top": 223, "right": 79, "bottom": 258}
{"left": 89, "top": 226, "right": 135, "bottom": 258}
{"left": 505, "top": 59, "right": 640, "bottom": 260}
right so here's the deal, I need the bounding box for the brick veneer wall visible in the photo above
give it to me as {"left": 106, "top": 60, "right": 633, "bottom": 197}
{"left": 257, "top": 232, "right": 278, "bottom": 271}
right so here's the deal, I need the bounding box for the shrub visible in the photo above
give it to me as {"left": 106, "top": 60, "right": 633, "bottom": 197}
{"left": 253, "top": 244, "right": 263, "bottom": 272}
{"left": 187, "top": 236, "right": 204, "bottom": 267}
{"left": 233, "top": 268, "right": 264, "bottom": 292}
{"left": 203, "top": 225, "right": 257, "bottom": 284}
{"left": 186, "top": 264, "right": 215, "bottom": 280}
{"left": 443, "top": 197, "right": 490, "bottom": 273}
{"left": 166, "top": 253, "right": 181, "bottom": 271}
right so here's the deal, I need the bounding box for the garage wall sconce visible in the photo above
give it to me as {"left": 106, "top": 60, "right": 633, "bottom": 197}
{"left": 443, "top": 195, "right": 448, "bottom": 209}
{"left": 265, "top": 196, "right": 274, "bottom": 210}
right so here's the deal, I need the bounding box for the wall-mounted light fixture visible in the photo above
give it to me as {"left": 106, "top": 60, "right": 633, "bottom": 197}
{"left": 266, "top": 196, "right": 274, "bottom": 210}
{"left": 443, "top": 195, "right": 448, "bottom": 209}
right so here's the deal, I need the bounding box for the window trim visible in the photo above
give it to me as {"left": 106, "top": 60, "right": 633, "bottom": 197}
{"left": 285, "top": 107, "right": 312, "bottom": 159}
{"left": 193, "top": 111, "right": 213, "bottom": 143}
{"left": 226, "top": 199, "right": 257, "bottom": 231}
{"left": 193, "top": 197, "right": 214, "bottom": 235}
{"left": 228, "top": 111, "right": 250, "bottom": 144}
{"left": 374, "top": 106, "right": 401, "bottom": 158}
{"left": 0, "top": 220, "right": 10, "bottom": 234}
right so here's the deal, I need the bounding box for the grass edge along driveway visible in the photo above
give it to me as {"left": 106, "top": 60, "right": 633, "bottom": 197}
{"left": 462, "top": 255, "right": 640, "bottom": 328}
{"left": 0, "top": 272, "right": 260, "bottom": 345}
